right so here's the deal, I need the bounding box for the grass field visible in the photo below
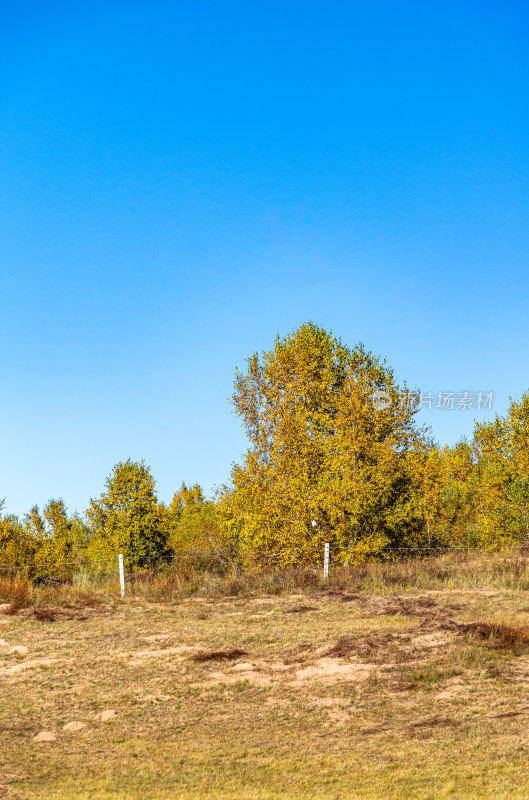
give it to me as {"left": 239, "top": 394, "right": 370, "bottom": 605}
{"left": 2, "top": 554, "right": 529, "bottom": 799}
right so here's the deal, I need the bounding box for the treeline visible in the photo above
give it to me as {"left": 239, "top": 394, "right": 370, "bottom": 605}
{"left": 1, "top": 323, "right": 529, "bottom": 573}
{"left": 0, "top": 469, "right": 230, "bottom": 575}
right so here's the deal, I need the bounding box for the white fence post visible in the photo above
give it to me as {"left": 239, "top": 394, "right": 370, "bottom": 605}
{"left": 323, "top": 542, "right": 330, "bottom": 580}
{"left": 118, "top": 553, "right": 125, "bottom": 598}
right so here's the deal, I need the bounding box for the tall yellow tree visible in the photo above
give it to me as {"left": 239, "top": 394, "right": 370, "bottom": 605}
{"left": 220, "top": 322, "right": 427, "bottom": 565}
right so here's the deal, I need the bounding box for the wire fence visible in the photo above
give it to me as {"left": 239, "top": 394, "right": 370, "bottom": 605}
{"left": 1, "top": 544, "right": 527, "bottom": 583}
{"left": 0, "top": 553, "right": 231, "bottom": 580}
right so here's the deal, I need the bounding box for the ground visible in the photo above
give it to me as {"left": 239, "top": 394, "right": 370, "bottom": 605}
{"left": 2, "top": 574, "right": 529, "bottom": 799}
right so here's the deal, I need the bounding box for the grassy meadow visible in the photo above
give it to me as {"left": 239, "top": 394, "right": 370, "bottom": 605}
{"left": 2, "top": 552, "right": 529, "bottom": 799}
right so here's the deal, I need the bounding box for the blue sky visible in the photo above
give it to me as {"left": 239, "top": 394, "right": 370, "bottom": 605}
{"left": 1, "top": 1, "right": 528, "bottom": 517}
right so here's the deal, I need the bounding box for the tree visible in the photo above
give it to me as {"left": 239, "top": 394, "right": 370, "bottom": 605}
{"left": 404, "top": 443, "right": 446, "bottom": 548}
{"left": 167, "top": 482, "right": 205, "bottom": 518}
{"left": 220, "top": 322, "right": 427, "bottom": 565}
{"left": 162, "top": 483, "right": 236, "bottom": 570}
{"left": 435, "top": 441, "right": 478, "bottom": 547}
{"left": 21, "top": 500, "right": 88, "bottom": 577}
{"left": 0, "top": 512, "right": 39, "bottom": 572}
{"left": 473, "top": 393, "right": 529, "bottom": 544}
{"left": 163, "top": 482, "right": 207, "bottom": 555}
{"left": 86, "top": 460, "right": 168, "bottom": 568}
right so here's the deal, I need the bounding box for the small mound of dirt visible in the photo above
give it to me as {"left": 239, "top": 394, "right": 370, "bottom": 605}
{"left": 324, "top": 633, "right": 412, "bottom": 662}
{"left": 458, "top": 622, "right": 529, "bottom": 653}
{"left": 191, "top": 648, "right": 248, "bottom": 663}
{"left": 339, "top": 593, "right": 362, "bottom": 602}
{"left": 284, "top": 605, "right": 319, "bottom": 614}
{"left": 385, "top": 596, "right": 437, "bottom": 616}
{"left": 31, "top": 608, "right": 59, "bottom": 621}
{"left": 2, "top": 606, "right": 89, "bottom": 622}
{"left": 63, "top": 721, "right": 86, "bottom": 732}
{"left": 33, "top": 731, "right": 56, "bottom": 742}
{"left": 324, "top": 590, "right": 361, "bottom": 601}
{"left": 8, "top": 645, "right": 28, "bottom": 655}
{"left": 95, "top": 709, "right": 117, "bottom": 722}
{"left": 325, "top": 636, "right": 358, "bottom": 658}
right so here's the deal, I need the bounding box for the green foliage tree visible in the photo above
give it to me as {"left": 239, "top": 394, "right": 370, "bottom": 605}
{"left": 220, "top": 322, "right": 428, "bottom": 565}
{"left": 86, "top": 460, "right": 168, "bottom": 568}
{"left": 162, "top": 482, "right": 206, "bottom": 554}
{"left": 162, "top": 483, "right": 236, "bottom": 570}
{"left": 435, "top": 441, "right": 478, "bottom": 546}
{"left": 0, "top": 511, "right": 39, "bottom": 572}
{"left": 403, "top": 442, "right": 446, "bottom": 548}
{"left": 21, "top": 500, "right": 88, "bottom": 577}
{"left": 43, "top": 501, "right": 87, "bottom": 564}
{"left": 473, "top": 393, "right": 529, "bottom": 544}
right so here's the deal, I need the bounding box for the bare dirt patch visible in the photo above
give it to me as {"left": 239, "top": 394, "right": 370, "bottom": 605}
{"left": 1, "top": 658, "right": 60, "bottom": 676}
{"left": 137, "top": 694, "right": 171, "bottom": 702}
{"left": 95, "top": 710, "right": 117, "bottom": 722}
{"left": 128, "top": 646, "right": 193, "bottom": 662}
{"left": 63, "top": 721, "right": 86, "bottom": 732}
{"left": 410, "top": 631, "right": 453, "bottom": 649}
{"left": 195, "top": 662, "right": 272, "bottom": 687}
{"left": 292, "top": 657, "right": 376, "bottom": 684}
{"left": 33, "top": 731, "right": 56, "bottom": 742}
{"left": 8, "top": 645, "right": 28, "bottom": 655}
{"left": 141, "top": 633, "right": 171, "bottom": 642}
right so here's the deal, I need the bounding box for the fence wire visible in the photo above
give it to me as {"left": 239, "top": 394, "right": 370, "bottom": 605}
{"left": 0, "top": 545, "right": 526, "bottom": 582}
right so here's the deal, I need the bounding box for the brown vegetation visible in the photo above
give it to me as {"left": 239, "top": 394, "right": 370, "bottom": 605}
{"left": 191, "top": 648, "right": 248, "bottom": 662}
{"left": 457, "top": 621, "right": 529, "bottom": 653}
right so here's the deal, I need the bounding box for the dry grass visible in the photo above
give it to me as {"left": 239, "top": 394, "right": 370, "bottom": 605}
{"left": 0, "top": 579, "right": 32, "bottom": 608}
{"left": 3, "top": 551, "right": 529, "bottom": 798}
{"left": 0, "top": 578, "right": 103, "bottom": 611}
{"left": 3, "top": 547, "right": 529, "bottom": 607}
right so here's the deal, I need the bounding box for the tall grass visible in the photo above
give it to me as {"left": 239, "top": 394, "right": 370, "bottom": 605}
{"left": 2, "top": 548, "right": 529, "bottom": 607}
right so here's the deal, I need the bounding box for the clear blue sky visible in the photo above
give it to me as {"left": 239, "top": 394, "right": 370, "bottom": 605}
{"left": 1, "top": 1, "right": 528, "bottom": 517}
